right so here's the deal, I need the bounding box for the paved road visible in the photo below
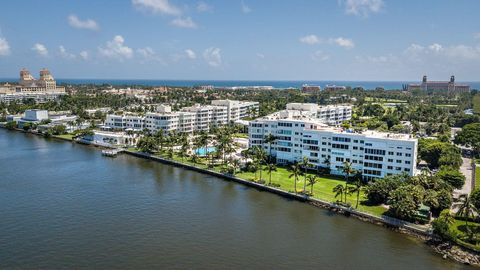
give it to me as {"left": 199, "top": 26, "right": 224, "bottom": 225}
{"left": 454, "top": 157, "right": 473, "bottom": 197}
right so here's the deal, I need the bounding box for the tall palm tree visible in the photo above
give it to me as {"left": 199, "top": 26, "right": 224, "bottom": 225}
{"left": 266, "top": 163, "right": 277, "bottom": 186}
{"left": 229, "top": 158, "right": 241, "bottom": 175}
{"left": 301, "top": 157, "right": 311, "bottom": 192}
{"left": 264, "top": 133, "right": 277, "bottom": 162}
{"left": 307, "top": 174, "right": 318, "bottom": 195}
{"left": 455, "top": 194, "right": 478, "bottom": 227}
{"left": 255, "top": 147, "right": 267, "bottom": 181}
{"left": 341, "top": 161, "right": 356, "bottom": 200}
{"left": 289, "top": 162, "right": 302, "bottom": 193}
{"left": 155, "top": 130, "right": 165, "bottom": 153}
{"left": 333, "top": 184, "right": 346, "bottom": 203}
{"left": 348, "top": 179, "right": 363, "bottom": 208}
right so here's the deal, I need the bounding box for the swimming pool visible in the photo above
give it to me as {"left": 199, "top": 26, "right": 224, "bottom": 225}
{"left": 195, "top": 147, "right": 216, "bottom": 156}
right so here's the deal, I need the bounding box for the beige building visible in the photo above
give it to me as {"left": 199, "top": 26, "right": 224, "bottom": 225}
{"left": 407, "top": 75, "right": 470, "bottom": 93}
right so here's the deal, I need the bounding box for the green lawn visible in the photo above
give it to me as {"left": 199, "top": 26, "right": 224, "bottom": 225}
{"left": 451, "top": 219, "right": 480, "bottom": 250}
{"left": 236, "top": 166, "right": 388, "bottom": 216}
{"left": 126, "top": 149, "right": 388, "bottom": 217}
{"left": 233, "top": 133, "right": 248, "bottom": 139}
{"left": 54, "top": 134, "right": 74, "bottom": 141}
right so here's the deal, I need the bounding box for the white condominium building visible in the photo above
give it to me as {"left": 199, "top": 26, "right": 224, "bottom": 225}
{"left": 211, "top": 100, "right": 259, "bottom": 122}
{"left": 105, "top": 114, "right": 146, "bottom": 130}
{"left": 249, "top": 113, "right": 417, "bottom": 180}
{"left": 284, "top": 103, "right": 352, "bottom": 125}
{"left": 104, "top": 100, "right": 258, "bottom": 133}
{"left": 181, "top": 105, "right": 228, "bottom": 131}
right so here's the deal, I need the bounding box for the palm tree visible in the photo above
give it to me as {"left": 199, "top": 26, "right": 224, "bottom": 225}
{"left": 191, "top": 152, "right": 199, "bottom": 164}
{"left": 341, "top": 161, "right": 356, "bottom": 200}
{"left": 307, "top": 174, "right": 318, "bottom": 195}
{"left": 301, "top": 157, "right": 311, "bottom": 193}
{"left": 289, "top": 162, "right": 302, "bottom": 193}
{"left": 333, "top": 184, "right": 346, "bottom": 203}
{"left": 155, "top": 130, "right": 165, "bottom": 153}
{"left": 254, "top": 147, "right": 267, "bottom": 181}
{"left": 229, "top": 158, "right": 241, "bottom": 175}
{"left": 266, "top": 163, "right": 277, "bottom": 185}
{"left": 264, "top": 133, "right": 277, "bottom": 162}
{"left": 455, "top": 194, "right": 478, "bottom": 227}
{"left": 348, "top": 178, "right": 363, "bottom": 208}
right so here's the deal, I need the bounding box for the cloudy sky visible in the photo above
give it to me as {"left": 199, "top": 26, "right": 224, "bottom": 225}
{"left": 0, "top": 0, "right": 479, "bottom": 81}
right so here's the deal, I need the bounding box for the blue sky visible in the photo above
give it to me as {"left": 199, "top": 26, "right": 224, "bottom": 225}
{"left": 0, "top": 0, "right": 479, "bottom": 81}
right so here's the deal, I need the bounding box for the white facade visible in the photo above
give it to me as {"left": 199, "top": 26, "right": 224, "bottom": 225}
{"left": 24, "top": 110, "right": 49, "bottom": 121}
{"left": 103, "top": 100, "right": 257, "bottom": 133}
{"left": 181, "top": 105, "right": 228, "bottom": 131}
{"left": 249, "top": 115, "right": 417, "bottom": 180}
{"left": 211, "top": 100, "right": 259, "bottom": 122}
{"left": 284, "top": 103, "right": 352, "bottom": 125}
{"left": 105, "top": 114, "right": 145, "bottom": 130}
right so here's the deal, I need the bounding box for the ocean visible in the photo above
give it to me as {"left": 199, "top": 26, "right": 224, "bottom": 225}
{"left": 1, "top": 78, "right": 480, "bottom": 90}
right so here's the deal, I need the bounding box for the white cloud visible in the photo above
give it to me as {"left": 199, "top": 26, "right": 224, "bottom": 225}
{"left": 32, "top": 43, "right": 48, "bottom": 57}
{"left": 79, "top": 51, "right": 89, "bottom": 60}
{"left": 98, "top": 35, "right": 133, "bottom": 61}
{"left": 256, "top": 53, "right": 265, "bottom": 59}
{"left": 473, "top": 33, "right": 480, "bottom": 39}
{"left": 0, "top": 37, "right": 11, "bottom": 56}
{"left": 59, "top": 45, "right": 76, "bottom": 59}
{"left": 330, "top": 37, "right": 355, "bottom": 49}
{"left": 137, "top": 47, "right": 164, "bottom": 63}
{"left": 428, "top": 43, "right": 443, "bottom": 53}
{"left": 197, "top": 1, "right": 212, "bottom": 12}
{"left": 185, "top": 49, "right": 196, "bottom": 59}
{"left": 300, "top": 34, "right": 321, "bottom": 45}
{"left": 203, "top": 47, "right": 222, "bottom": 67}
{"left": 341, "top": 0, "right": 384, "bottom": 17}
{"left": 241, "top": 1, "right": 251, "bottom": 13}
{"left": 312, "top": 50, "right": 329, "bottom": 62}
{"left": 68, "top": 14, "right": 99, "bottom": 31}
{"left": 170, "top": 17, "right": 197, "bottom": 28}
{"left": 132, "top": 0, "right": 181, "bottom": 16}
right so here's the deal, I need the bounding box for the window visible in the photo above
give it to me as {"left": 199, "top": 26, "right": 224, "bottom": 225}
{"left": 405, "top": 153, "right": 411, "bottom": 157}
{"left": 364, "top": 149, "right": 386, "bottom": 155}
{"left": 332, "top": 144, "right": 349, "bottom": 150}
{"left": 388, "top": 151, "right": 394, "bottom": 155}
{"left": 387, "top": 166, "right": 393, "bottom": 170}
{"left": 336, "top": 157, "right": 344, "bottom": 162}
{"left": 396, "top": 152, "right": 403, "bottom": 156}
{"left": 388, "top": 159, "right": 393, "bottom": 162}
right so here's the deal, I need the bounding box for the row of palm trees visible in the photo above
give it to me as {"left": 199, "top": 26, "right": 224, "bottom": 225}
{"left": 332, "top": 161, "right": 364, "bottom": 209}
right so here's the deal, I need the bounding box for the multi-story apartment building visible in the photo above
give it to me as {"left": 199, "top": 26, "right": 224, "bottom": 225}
{"left": 211, "top": 100, "right": 259, "bottom": 122}
{"left": 104, "top": 100, "right": 258, "bottom": 133}
{"left": 249, "top": 113, "right": 417, "bottom": 180}
{"left": 181, "top": 104, "right": 228, "bottom": 131}
{"left": 284, "top": 103, "right": 352, "bottom": 125}
{"left": 105, "top": 114, "right": 146, "bottom": 130}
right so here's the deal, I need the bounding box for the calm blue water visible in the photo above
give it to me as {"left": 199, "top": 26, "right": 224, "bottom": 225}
{"left": 195, "top": 147, "right": 216, "bottom": 156}
{"left": 2, "top": 78, "right": 479, "bottom": 90}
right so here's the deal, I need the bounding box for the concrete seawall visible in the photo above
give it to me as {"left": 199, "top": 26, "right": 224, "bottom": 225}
{"left": 123, "top": 150, "right": 432, "bottom": 237}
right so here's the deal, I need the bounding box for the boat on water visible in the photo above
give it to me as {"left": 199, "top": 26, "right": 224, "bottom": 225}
{"left": 101, "top": 149, "right": 121, "bottom": 157}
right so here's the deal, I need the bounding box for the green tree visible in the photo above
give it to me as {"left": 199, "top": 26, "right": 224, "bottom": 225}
{"left": 348, "top": 177, "right": 364, "bottom": 209}
{"left": 266, "top": 163, "right": 277, "bottom": 185}
{"left": 333, "top": 184, "right": 346, "bottom": 203}
{"left": 388, "top": 184, "right": 424, "bottom": 221}
{"left": 136, "top": 136, "right": 157, "bottom": 154}
{"left": 289, "top": 162, "right": 302, "bottom": 194}
{"left": 264, "top": 133, "right": 277, "bottom": 162}
{"left": 455, "top": 194, "right": 478, "bottom": 227}
{"left": 437, "top": 167, "right": 466, "bottom": 189}
{"left": 307, "top": 174, "right": 318, "bottom": 195}
{"left": 455, "top": 123, "right": 480, "bottom": 156}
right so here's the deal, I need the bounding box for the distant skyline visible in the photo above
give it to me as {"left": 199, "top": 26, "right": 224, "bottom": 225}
{"left": 0, "top": 0, "right": 479, "bottom": 81}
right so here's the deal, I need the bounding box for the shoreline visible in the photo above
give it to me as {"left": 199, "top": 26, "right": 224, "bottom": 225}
{"left": 2, "top": 127, "right": 479, "bottom": 266}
